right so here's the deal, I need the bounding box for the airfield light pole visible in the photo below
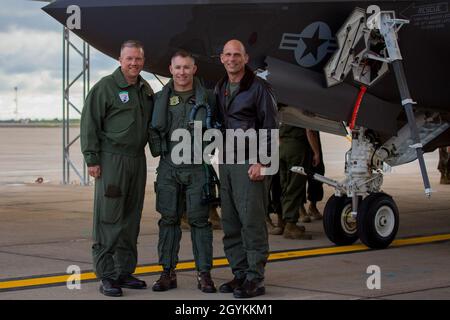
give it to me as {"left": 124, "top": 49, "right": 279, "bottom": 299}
{"left": 62, "top": 26, "right": 90, "bottom": 186}
{"left": 14, "top": 86, "right": 18, "bottom": 120}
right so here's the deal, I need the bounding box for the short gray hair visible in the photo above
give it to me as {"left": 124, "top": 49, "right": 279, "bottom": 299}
{"left": 120, "top": 40, "right": 144, "bottom": 55}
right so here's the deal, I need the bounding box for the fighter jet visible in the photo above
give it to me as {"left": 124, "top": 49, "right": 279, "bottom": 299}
{"left": 42, "top": 0, "right": 450, "bottom": 249}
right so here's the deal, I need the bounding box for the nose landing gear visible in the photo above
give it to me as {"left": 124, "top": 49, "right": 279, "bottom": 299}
{"left": 291, "top": 127, "right": 400, "bottom": 249}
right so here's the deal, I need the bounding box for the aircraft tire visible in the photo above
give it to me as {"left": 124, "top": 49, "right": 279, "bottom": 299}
{"left": 323, "top": 195, "right": 359, "bottom": 246}
{"left": 357, "top": 193, "right": 399, "bottom": 249}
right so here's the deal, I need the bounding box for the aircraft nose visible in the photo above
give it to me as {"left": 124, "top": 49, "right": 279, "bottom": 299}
{"left": 42, "top": 0, "right": 72, "bottom": 26}
{"left": 42, "top": 0, "right": 185, "bottom": 77}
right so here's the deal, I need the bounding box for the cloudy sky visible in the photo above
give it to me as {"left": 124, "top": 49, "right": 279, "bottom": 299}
{"left": 0, "top": 0, "right": 163, "bottom": 120}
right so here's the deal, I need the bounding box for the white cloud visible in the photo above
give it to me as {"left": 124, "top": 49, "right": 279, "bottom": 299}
{"left": 0, "top": 0, "right": 45, "bottom": 18}
{"left": 0, "top": 1, "right": 166, "bottom": 120}
{"left": 0, "top": 26, "right": 96, "bottom": 119}
{"left": 0, "top": 27, "right": 61, "bottom": 73}
{"left": 0, "top": 93, "right": 61, "bottom": 120}
{"left": 0, "top": 1, "right": 117, "bottom": 120}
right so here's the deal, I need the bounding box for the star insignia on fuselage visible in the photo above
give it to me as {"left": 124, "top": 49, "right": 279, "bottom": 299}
{"left": 279, "top": 21, "right": 337, "bottom": 68}
{"left": 299, "top": 25, "right": 329, "bottom": 60}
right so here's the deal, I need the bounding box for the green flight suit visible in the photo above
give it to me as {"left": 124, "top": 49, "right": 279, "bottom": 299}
{"left": 279, "top": 124, "right": 309, "bottom": 223}
{"left": 80, "top": 67, "right": 153, "bottom": 280}
{"left": 150, "top": 78, "right": 215, "bottom": 272}
{"left": 219, "top": 164, "right": 270, "bottom": 280}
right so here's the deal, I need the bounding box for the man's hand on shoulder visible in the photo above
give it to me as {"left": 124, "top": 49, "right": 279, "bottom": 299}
{"left": 248, "top": 163, "right": 265, "bottom": 181}
{"left": 88, "top": 165, "right": 101, "bottom": 179}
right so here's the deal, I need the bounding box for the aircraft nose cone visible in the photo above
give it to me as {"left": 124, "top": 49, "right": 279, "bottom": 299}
{"left": 40, "top": 0, "right": 189, "bottom": 77}
{"left": 42, "top": 0, "right": 83, "bottom": 25}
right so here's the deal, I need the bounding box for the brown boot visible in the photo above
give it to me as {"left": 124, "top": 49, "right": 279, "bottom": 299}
{"left": 266, "top": 216, "right": 277, "bottom": 234}
{"left": 283, "top": 222, "right": 312, "bottom": 240}
{"left": 266, "top": 216, "right": 275, "bottom": 227}
{"left": 152, "top": 269, "right": 177, "bottom": 292}
{"left": 197, "top": 272, "right": 217, "bottom": 293}
{"left": 209, "top": 207, "right": 222, "bottom": 230}
{"left": 440, "top": 172, "right": 450, "bottom": 185}
{"left": 308, "top": 203, "right": 323, "bottom": 221}
{"left": 180, "top": 212, "right": 190, "bottom": 230}
{"left": 299, "top": 205, "right": 311, "bottom": 223}
{"left": 268, "top": 215, "right": 285, "bottom": 235}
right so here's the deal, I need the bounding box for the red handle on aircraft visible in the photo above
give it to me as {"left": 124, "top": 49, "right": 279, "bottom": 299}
{"left": 349, "top": 85, "right": 367, "bottom": 130}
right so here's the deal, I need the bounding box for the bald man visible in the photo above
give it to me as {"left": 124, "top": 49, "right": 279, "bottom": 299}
{"left": 214, "top": 40, "right": 278, "bottom": 298}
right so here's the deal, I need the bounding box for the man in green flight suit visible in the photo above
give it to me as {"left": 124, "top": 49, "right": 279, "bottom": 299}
{"left": 215, "top": 40, "right": 278, "bottom": 298}
{"left": 149, "top": 50, "right": 217, "bottom": 293}
{"left": 80, "top": 40, "right": 153, "bottom": 297}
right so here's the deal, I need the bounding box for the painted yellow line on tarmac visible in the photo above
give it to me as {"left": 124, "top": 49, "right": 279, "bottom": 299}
{"left": 391, "top": 233, "right": 450, "bottom": 247}
{"left": 1, "top": 233, "right": 449, "bottom": 291}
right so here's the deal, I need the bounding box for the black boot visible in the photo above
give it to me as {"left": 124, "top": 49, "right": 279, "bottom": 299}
{"left": 233, "top": 279, "right": 265, "bottom": 298}
{"left": 99, "top": 278, "right": 123, "bottom": 297}
{"left": 218, "top": 276, "right": 245, "bottom": 293}
{"left": 118, "top": 274, "right": 147, "bottom": 289}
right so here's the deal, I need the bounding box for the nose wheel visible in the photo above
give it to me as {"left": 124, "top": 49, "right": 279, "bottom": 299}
{"left": 357, "top": 192, "right": 399, "bottom": 249}
{"left": 323, "top": 195, "right": 359, "bottom": 245}
{"left": 323, "top": 193, "right": 399, "bottom": 249}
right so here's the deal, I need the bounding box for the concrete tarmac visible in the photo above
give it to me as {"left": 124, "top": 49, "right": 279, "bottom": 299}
{"left": 0, "top": 127, "right": 449, "bottom": 300}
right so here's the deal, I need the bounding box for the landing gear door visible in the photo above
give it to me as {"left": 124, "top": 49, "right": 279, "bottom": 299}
{"left": 324, "top": 7, "right": 390, "bottom": 88}
{"left": 324, "top": 8, "right": 367, "bottom": 87}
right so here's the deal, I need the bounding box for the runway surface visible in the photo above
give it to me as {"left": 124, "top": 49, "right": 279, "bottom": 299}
{"left": 0, "top": 127, "right": 449, "bottom": 300}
